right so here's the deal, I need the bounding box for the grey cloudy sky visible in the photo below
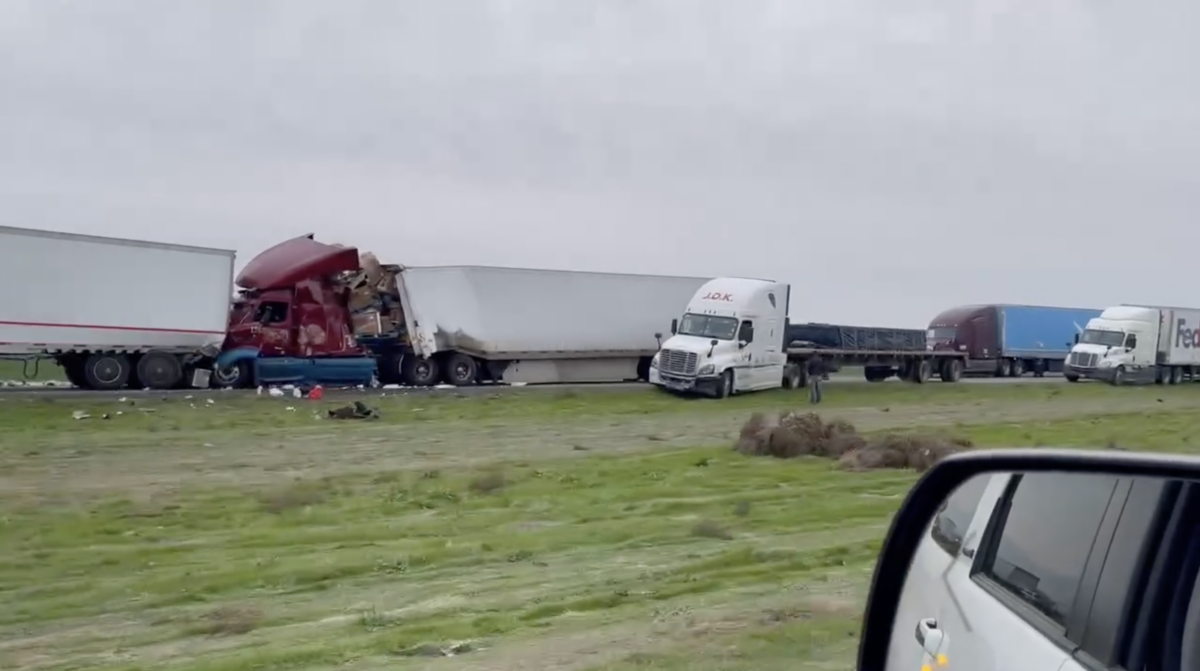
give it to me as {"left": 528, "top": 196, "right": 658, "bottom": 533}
{"left": 2, "top": 0, "right": 1197, "bottom": 326}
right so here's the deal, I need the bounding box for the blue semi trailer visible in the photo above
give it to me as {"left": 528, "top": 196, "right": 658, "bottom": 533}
{"left": 925, "top": 304, "right": 1103, "bottom": 377}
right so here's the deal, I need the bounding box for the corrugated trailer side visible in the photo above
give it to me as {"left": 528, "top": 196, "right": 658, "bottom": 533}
{"left": 998, "top": 305, "right": 1103, "bottom": 360}
{"left": 0, "top": 226, "right": 234, "bottom": 354}
{"left": 1158, "top": 308, "right": 1200, "bottom": 366}
{"left": 0, "top": 226, "right": 235, "bottom": 390}
{"left": 395, "top": 266, "right": 709, "bottom": 384}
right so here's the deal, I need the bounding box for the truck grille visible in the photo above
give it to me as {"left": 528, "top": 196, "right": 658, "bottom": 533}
{"left": 1069, "top": 351, "right": 1098, "bottom": 368}
{"left": 659, "top": 349, "right": 698, "bottom": 376}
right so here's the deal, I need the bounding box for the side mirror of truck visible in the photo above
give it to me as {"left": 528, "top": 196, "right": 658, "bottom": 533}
{"left": 670, "top": 319, "right": 678, "bottom": 335}
{"left": 654, "top": 332, "right": 662, "bottom": 340}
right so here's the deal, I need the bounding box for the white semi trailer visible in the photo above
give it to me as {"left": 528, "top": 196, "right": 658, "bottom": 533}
{"left": 394, "top": 265, "right": 709, "bottom": 385}
{"left": 1064, "top": 304, "right": 1200, "bottom": 385}
{"left": 0, "top": 225, "right": 236, "bottom": 390}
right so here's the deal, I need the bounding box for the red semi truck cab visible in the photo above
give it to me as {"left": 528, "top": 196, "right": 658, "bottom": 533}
{"left": 215, "top": 235, "right": 397, "bottom": 387}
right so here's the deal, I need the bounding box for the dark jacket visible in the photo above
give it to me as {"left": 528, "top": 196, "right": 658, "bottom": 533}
{"left": 806, "top": 357, "right": 825, "bottom": 377}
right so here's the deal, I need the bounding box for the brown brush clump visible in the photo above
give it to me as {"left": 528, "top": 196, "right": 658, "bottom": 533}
{"left": 735, "top": 412, "right": 972, "bottom": 472}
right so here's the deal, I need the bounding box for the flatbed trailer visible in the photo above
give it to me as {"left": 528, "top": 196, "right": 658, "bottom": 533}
{"left": 783, "top": 346, "right": 968, "bottom": 383}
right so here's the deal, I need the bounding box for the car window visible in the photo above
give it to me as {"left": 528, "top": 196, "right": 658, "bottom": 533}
{"left": 930, "top": 474, "right": 990, "bottom": 555}
{"left": 980, "top": 473, "right": 1120, "bottom": 628}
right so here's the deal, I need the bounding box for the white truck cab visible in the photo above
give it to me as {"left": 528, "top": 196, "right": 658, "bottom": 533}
{"left": 1064, "top": 306, "right": 1159, "bottom": 384}
{"left": 648, "top": 277, "right": 793, "bottom": 398}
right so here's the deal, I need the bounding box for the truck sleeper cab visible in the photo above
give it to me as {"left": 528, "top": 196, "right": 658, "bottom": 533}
{"left": 649, "top": 277, "right": 795, "bottom": 398}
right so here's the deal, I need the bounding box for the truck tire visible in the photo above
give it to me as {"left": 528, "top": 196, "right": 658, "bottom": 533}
{"left": 212, "top": 360, "right": 254, "bottom": 388}
{"left": 1111, "top": 366, "right": 1125, "bottom": 386}
{"left": 782, "top": 365, "right": 801, "bottom": 390}
{"left": 911, "top": 360, "right": 932, "bottom": 384}
{"left": 402, "top": 356, "right": 439, "bottom": 387}
{"left": 939, "top": 359, "right": 963, "bottom": 383}
{"left": 1065, "top": 374, "right": 1080, "bottom": 383}
{"left": 864, "top": 366, "right": 888, "bottom": 382}
{"left": 1170, "top": 367, "right": 1182, "bottom": 385}
{"left": 896, "top": 362, "right": 913, "bottom": 380}
{"left": 714, "top": 369, "right": 733, "bottom": 399}
{"left": 137, "top": 352, "right": 183, "bottom": 390}
{"left": 1009, "top": 360, "right": 1025, "bottom": 377}
{"left": 996, "top": 360, "right": 1011, "bottom": 377}
{"left": 442, "top": 353, "right": 478, "bottom": 386}
{"left": 60, "top": 355, "right": 88, "bottom": 388}
{"left": 82, "top": 353, "right": 132, "bottom": 391}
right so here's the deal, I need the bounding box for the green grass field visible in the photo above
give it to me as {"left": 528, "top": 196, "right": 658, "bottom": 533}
{"left": 0, "top": 359, "right": 64, "bottom": 383}
{"left": 2, "top": 382, "right": 1199, "bottom": 670}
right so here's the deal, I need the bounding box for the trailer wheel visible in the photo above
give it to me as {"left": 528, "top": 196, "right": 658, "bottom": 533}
{"left": 939, "top": 359, "right": 963, "bottom": 383}
{"left": 402, "top": 356, "right": 439, "bottom": 387}
{"left": 212, "top": 360, "right": 254, "bottom": 388}
{"left": 137, "top": 352, "right": 183, "bottom": 390}
{"left": 60, "top": 356, "right": 89, "bottom": 388}
{"left": 911, "top": 360, "right": 932, "bottom": 384}
{"left": 442, "top": 353, "right": 478, "bottom": 386}
{"left": 1009, "top": 359, "right": 1024, "bottom": 377}
{"left": 864, "top": 366, "right": 888, "bottom": 382}
{"left": 1170, "top": 367, "right": 1182, "bottom": 385}
{"left": 996, "top": 360, "right": 1011, "bottom": 377}
{"left": 82, "top": 353, "right": 132, "bottom": 391}
{"left": 1065, "top": 374, "right": 1080, "bottom": 383}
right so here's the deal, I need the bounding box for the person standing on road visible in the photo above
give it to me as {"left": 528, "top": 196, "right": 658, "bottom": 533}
{"left": 807, "top": 356, "right": 825, "bottom": 404}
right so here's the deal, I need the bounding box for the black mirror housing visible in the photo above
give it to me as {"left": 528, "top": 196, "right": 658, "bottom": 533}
{"left": 670, "top": 319, "right": 678, "bottom": 335}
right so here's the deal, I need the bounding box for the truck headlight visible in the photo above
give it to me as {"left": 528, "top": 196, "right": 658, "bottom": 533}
{"left": 697, "top": 364, "right": 715, "bottom": 375}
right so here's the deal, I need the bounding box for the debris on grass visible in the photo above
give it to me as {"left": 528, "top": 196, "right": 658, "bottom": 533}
{"left": 327, "top": 401, "right": 380, "bottom": 420}
{"left": 735, "top": 411, "right": 972, "bottom": 471}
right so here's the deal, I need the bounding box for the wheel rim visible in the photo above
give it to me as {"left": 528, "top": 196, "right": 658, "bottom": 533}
{"left": 454, "top": 362, "right": 471, "bottom": 381}
{"left": 416, "top": 361, "right": 432, "bottom": 381}
{"left": 215, "top": 365, "right": 240, "bottom": 385}
{"left": 92, "top": 357, "right": 122, "bottom": 384}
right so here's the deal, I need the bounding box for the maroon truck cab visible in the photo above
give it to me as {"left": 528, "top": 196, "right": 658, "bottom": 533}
{"left": 224, "top": 235, "right": 365, "bottom": 359}
{"left": 926, "top": 305, "right": 1001, "bottom": 374}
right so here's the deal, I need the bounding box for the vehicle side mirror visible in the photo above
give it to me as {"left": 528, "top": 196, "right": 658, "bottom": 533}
{"left": 856, "top": 449, "right": 1200, "bottom": 671}
{"left": 654, "top": 332, "right": 662, "bottom": 340}
{"left": 710, "top": 339, "right": 718, "bottom": 347}
{"left": 670, "top": 319, "right": 678, "bottom": 335}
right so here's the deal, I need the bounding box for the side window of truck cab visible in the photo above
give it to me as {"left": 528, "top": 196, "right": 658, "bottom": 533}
{"left": 1125, "top": 334, "right": 1138, "bottom": 350}
{"left": 738, "top": 320, "right": 754, "bottom": 344}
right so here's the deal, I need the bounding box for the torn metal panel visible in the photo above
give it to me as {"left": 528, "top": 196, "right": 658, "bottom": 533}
{"left": 237, "top": 234, "right": 360, "bottom": 291}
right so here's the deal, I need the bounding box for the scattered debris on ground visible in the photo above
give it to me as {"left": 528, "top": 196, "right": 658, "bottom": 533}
{"left": 326, "top": 400, "right": 380, "bottom": 420}
{"left": 734, "top": 411, "right": 972, "bottom": 471}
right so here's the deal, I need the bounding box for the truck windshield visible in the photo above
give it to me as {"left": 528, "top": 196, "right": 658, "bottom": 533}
{"left": 1080, "top": 329, "right": 1125, "bottom": 347}
{"left": 927, "top": 327, "right": 956, "bottom": 340}
{"left": 678, "top": 313, "right": 739, "bottom": 340}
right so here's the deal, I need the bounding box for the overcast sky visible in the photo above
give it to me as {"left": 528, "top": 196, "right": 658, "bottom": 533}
{"left": 2, "top": 0, "right": 1197, "bottom": 326}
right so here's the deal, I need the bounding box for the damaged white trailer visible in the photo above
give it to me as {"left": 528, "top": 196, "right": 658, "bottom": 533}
{"left": 394, "top": 266, "right": 709, "bottom": 385}
{"left": 0, "top": 225, "right": 236, "bottom": 390}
